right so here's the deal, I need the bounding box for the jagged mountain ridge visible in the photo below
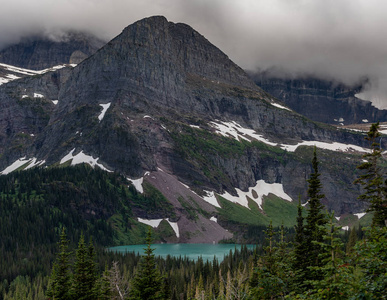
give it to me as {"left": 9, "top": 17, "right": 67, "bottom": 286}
{"left": 0, "top": 31, "right": 105, "bottom": 70}
{"left": 0, "top": 16, "right": 374, "bottom": 242}
{"left": 249, "top": 71, "right": 387, "bottom": 125}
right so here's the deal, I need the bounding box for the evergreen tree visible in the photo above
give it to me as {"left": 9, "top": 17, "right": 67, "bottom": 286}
{"left": 354, "top": 226, "right": 387, "bottom": 298}
{"left": 72, "top": 234, "right": 97, "bottom": 300}
{"left": 95, "top": 265, "right": 112, "bottom": 300}
{"left": 46, "top": 228, "right": 72, "bottom": 300}
{"left": 306, "top": 214, "right": 355, "bottom": 299}
{"left": 292, "top": 197, "right": 308, "bottom": 291}
{"left": 249, "top": 221, "right": 289, "bottom": 299}
{"left": 355, "top": 122, "right": 387, "bottom": 227}
{"left": 130, "top": 228, "right": 163, "bottom": 300}
{"left": 304, "top": 147, "right": 328, "bottom": 281}
{"left": 346, "top": 227, "right": 358, "bottom": 255}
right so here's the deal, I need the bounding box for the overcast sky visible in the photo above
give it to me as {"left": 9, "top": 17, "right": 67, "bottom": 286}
{"left": 2, "top": 0, "right": 387, "bottom": 107}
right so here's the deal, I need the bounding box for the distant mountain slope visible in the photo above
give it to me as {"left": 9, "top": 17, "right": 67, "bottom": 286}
{"left": 249, "top": 71, "right": 387, "bottom": 125}
{"left": 0, "top": 31, "right": 105, "bottom": 70}
{"left": 0, "top": 16, "right": 375, "bottom": 242}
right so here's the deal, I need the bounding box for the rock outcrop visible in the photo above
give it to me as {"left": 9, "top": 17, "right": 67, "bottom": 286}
{"left": 250, "top": 72, "right": 387, "bottom": 125}
{"left": 0, "top": 31, "right": 105, "bottom": 70}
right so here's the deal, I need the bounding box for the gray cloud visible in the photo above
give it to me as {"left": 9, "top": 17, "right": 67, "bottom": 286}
{"left": 2, "top": 0, "right": 387, "bottom": 107}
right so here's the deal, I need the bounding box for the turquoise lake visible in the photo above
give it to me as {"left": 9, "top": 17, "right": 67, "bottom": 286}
{"left": 109, "top": 244, "right": 255, "bottom": 261}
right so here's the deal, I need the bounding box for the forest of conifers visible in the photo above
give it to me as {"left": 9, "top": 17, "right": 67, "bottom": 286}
{"left": 1, "top": 123, "right": 387, "bottom": 299}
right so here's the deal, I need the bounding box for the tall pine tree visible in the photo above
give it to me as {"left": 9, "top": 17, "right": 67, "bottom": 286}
{"left": 130, "top": 228, "right": 163, "bottom": 300}
{"left": 355, "top": 122, "right": 387, "bottom": 227}
{"left": 304, "top": 147, "right": 327, "bottom": 282}
{"left": 72, "top": 234, "right": 98, "bottom": 300}
{"left": 46, "top": 227, "right": 73, "bottom": 300}
{"left": 292, "top": 197, "right": 308, "bottom": 291}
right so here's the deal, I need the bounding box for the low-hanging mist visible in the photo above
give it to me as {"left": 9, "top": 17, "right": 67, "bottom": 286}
{"left": 2, "top": 0, "right": 387, "bottom": 107}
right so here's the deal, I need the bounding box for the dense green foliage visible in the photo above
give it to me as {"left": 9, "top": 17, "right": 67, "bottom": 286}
{"left": 355, "top": 122, "right": 387, "bottom": 226}
{"left": 0, "top": 165, "right": 173, "bottom": 287}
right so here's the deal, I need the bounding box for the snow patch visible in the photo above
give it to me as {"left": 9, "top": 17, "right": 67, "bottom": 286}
{"left": 379, "top": 124, "right": 387, "bottom": 134}
{"left": 335, "top": 216, "right": 340, "bottom": 221}
{"left": 210, "top": 120, "right": 277, "bottom": 145}
{"left": 33, "top": 93, "right": 44, "bottom": 98}
{"left": 342, "top": 226, "right": 349, "bottom": 231}
{"left": 138, "top": 218, "right": 163, "bottom": 228}
{"left": 6, "top": 74, "right": 20, "bottom": 80}
{"left": 210, "top": 216, "right": 218, "bottom": 223}
{"left": 98, "top": 103, "right": 111, "bottom": 121}
{"left": 128, "top": 177, "right": 144, "bottom": 194}
{"left": 218, "top": 180, "right": 292, "bottom": 209}
{"left": 190, "top": 125, "right": 201, "bottom": 129}
{"left": 271, "top": 102, "right": 291, "bottom": 111}
{"left": 167, "top": 219, "right": 180, "bottom": 238}
{"left": 0, "top": 63, "right": 40, "bottom": 76}
{"left": 210, "top": 120, "right": 369, "bottom": 153}
{"left": 143, "top": 115, "right": 154, "bottom": 120}
{"left": 0, "top": 63, "right": 76, "bottom": 86}
{"left": 0, "top": 157, "right": 44, "bottom": 175}
{"left": 52, "top": 100, "right": 58, "bottom": 105}
{"left": 362, "top": 119, "right": 369, "bottom": 123}
{"left": 354, "top": 212, "right": 366, "bottom": 219}
{"left": 60, "top": 148, "right": 112, "bottom": 172}
{"left": 137, "top": 217, "right": 180, "bottom": 238}
{"left": 280, "top": 140, "right": 369, "bottom": 153}
{"left": 24, "top": 158, "right": 45, "bottom": 170}
{"left": 202, "top": 191, "right": 221, "bottom": 208}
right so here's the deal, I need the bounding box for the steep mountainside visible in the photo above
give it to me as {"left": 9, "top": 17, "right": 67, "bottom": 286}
{"left": 0, "top": 16, "right": 375, "bottom": 242}
{"left": 250, "top": 72, "right": 387, "bottom": 125}
{"left": 0, "top": 31, "right": 105, "bottom": 70}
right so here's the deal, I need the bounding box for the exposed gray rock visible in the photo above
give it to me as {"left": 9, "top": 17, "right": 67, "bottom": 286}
{"left": 249, "top": 72, "right": 387, "bottom": 125}
{"left": 0, "top": 31, "right": 105, "bottom": 70}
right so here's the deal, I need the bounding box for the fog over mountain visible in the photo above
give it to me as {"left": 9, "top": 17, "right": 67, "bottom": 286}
{"left": 2, "top": 0, "right": 387, "bottom": 107}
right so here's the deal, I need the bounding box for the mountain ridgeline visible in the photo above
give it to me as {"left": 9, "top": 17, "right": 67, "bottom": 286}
{"left": 249, "top": 71, "right": 387, "bottom": 125}
{"left": 0, "top": 31, "right": 105, "bottom": 70}
{"left": 0, "top": 16, "right": 376, "bottom": 243}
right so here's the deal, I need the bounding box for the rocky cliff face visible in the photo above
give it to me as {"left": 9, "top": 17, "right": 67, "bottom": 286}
{"left": 250, "top": 72, "right": 387, "bottom": 125}
{"left": 0, "top": 16, "right": 374, "bottom": 241}
{"left": 0, "top": 31, "right": 105, "bottom": 70}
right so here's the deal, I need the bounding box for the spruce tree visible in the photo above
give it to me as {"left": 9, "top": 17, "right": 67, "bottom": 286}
{"left": 293, "top": 198, "right": 307, "bottom": 279}
{"left": 46, "top": 227, "right": 72, "bottom": 300}
{"left": 304, "top": 147, "right": 327, "bottom": 281}
{"left": 130, "top": 228, "right": 163, "bottom": 300}
{"left": 355, "top": 122, "right": 387, "bottom": 227}
{"left": 307, "top": 214, "right": 355, "bottom": 299}
{"left": 72, "top": 234, "right": 97, "bottom": 300}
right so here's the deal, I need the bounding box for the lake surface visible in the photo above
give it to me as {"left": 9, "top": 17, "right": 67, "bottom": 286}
{"left": 109, "top": 244, "right": 255, "bottom": 262}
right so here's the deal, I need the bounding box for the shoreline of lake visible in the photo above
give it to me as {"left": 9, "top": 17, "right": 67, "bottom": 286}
{"left": 109, "top": 243, "right": 256, "bottom": 262}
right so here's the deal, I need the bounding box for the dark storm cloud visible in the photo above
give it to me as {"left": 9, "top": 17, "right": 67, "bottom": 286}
{"left": 1, "top": 0, "right": 387, "bottom": 107}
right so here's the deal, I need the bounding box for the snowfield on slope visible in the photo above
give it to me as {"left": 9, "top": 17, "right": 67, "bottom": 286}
{"left": 60, "top": 148, "right": 112, "bottom": 172}
{"left": 98, "top": 103, "right": 111, "bottom": 121}
{"left": 210, "top": 120, "right": 369, "bottom": 153}
{"left": 137, "top": 217, "right": 180, "bottom": 238}
{"left": 204, "top": 179, "right": 292, "bottom": 209}
{"left": 0, "top": 157, "right": 45, "bottom": 175}
{"left": 0, "top": 63, "right": 76, "bottom": 86}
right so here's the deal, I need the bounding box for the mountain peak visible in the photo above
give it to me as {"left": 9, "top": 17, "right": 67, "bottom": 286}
{"left": 113, "top": 15, "right": 257, "bottom": 90}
